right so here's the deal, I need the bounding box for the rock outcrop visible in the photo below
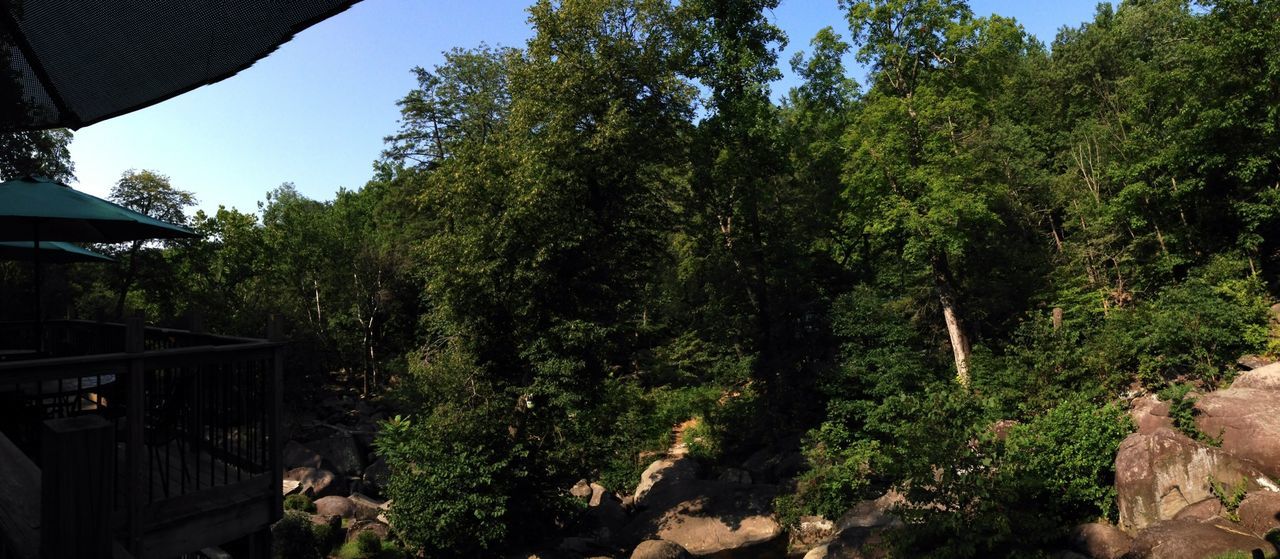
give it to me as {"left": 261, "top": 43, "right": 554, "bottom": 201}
{"left": 284, "top": 466, "right": 347, "bottom": 499}
{"left": 1237, "top": 491, "right": 1280, "bottom": 539}
{"left": 1127, "top": 517, "right": 1273, "bottom": 559}
{"left": 631, "top": 539, "right": 692, "bottom": 559}
{"left": 1231, "top": 361, "right": 1280, "bottom": 391}
{"left": 1114, "top": 427, "right": 1273, "bottom": 530}
{"left": 1194, "top": 387, "right": 1280, "bottom": 480}
{"left": 1069, "top": 522, "right": 1131, "bottom": 559}
{"left": 626, "top": 457, "right": 786, "bottom": 559}
{"left": 314, "top": 495, "right": 356, "bottom": 518}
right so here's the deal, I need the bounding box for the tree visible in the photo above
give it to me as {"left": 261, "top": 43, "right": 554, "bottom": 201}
{"left": 841, "top": 0, "right": 1039, "bottom": 387}
{"left": 108, "top": 169, "right": 196, "bottom": 318}
{"left": 382, "top": 45, "right": 517, "bottom": 169}
{"left": 0, "top": 129, "right": 75, "bottom": 181}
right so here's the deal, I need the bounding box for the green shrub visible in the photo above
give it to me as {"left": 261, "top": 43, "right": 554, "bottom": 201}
{"left": 1209, "top": 476, "right": 1248, "bottom": 522}
{"left": 284, "top": 493, "right": 316, "bottom": 513}
{"left": 311, "top": 522, "right": 338, "bottom": 553}
{"left": 272, "top": 511, "right": 320, "bottom": 559}
{"left": 1004, "top": 394, "right": 1134, "bottom": 522}
{"left": 356, "top": 530, "right": 383, "bottom": 556}
{"left": 1159, "top": 383, "right": 1221, "bottom": 446}
{"left": 375, "top": 410, "right": 515, "bottom": 555}
{"left": 775, "top": 437, "right": 881, "bottom": 527}
{"left": 1120, "top": 257, "right": 1268, "bottom": 387}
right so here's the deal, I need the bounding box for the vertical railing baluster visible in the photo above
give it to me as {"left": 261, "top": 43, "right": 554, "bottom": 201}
{"left": 125, "top": 315, "right": 145, "bottom": 555}
{"left": 268, "top": 316, "right": 284, "bottom": 523}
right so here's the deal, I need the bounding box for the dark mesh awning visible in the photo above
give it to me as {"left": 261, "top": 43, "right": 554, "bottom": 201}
{"left": 1, "top": 0, "right": 360, "bottom": 130}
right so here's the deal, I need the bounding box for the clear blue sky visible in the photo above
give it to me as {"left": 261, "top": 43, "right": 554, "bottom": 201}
{"left": 67, "top": 0, "right": 1103, "bottom": 217}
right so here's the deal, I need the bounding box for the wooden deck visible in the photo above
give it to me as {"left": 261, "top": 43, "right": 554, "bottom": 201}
{"left": 0, "top": 319, "right": 283, "bottom": 559}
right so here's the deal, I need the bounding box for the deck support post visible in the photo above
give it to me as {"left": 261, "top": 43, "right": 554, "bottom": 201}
{"left": 267, "top": 316, "right": 284, "bottom": 536}
{"left": 41, "top": 415, "right": 114, "bottom": 559}
{"left": 125, "top": 316, "right": 145, "bottom": 556}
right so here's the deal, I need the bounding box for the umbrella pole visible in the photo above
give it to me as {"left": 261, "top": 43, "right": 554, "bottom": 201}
{"left": 33, "top": 227, "right": 42, "bottom": 354}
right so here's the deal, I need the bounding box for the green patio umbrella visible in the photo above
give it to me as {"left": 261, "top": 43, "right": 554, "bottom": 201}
{"left": 0, "top": 241, "right": 115, "bottom": 263}
{"left": 0, "top": 175, "right": 195, "bottom": 350}
{"left": 0, "top": 176, "right": 196, "bottom": 242}
{"left": 2, "top": 0, "right": 361, "bottom": 130}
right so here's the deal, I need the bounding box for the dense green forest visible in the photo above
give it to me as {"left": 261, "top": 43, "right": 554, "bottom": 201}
{"left": 3, "top": 0, "right": 1279, "bottom": 556}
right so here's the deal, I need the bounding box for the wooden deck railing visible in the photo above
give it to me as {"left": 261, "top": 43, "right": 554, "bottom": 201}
{"left": 0, "top": 318, "right": 283, "bottom": 559}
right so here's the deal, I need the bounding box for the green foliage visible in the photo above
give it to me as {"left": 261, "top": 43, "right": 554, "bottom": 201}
{"left": 1209, "top": 476, "right": 1248, "bottom": 522}
{"left": 26, "top": 2, "right": 1280, "bottom": 558}
{"left": 284, "top": 494, "right": 316, "bottom": 513}
{"left": 861, "top": 390, "right": 1130, "bottom": 557}
{"left": 271, "top": 511, "right": 321, "bottom": 559}
{"left": 775, "top": 437, "right": 881, "bottom": 527}
{"left": 356, "top": 530, "right": 383, "bottom": 556}
{"left": 375, "top": 410, "right": 517, "bottom": 556}
{"left": 1158, "top": 383, "right": 1217, "bottom": 445}
{"left": 1003, "top": 395, "right": 1133, "bottom": 522}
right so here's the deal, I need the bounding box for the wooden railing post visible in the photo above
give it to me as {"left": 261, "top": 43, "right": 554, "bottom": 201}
{"left": 189, "top": 311, "right": 205, "bottom": 336}
{"left": 267, "top": 315, "right": 284, "bottom": 525}
{"left": 41, "top": 415, "right": 114, "bottom": 559}
{"left": 125, "top": 316, "right": 145, "bottom": 555}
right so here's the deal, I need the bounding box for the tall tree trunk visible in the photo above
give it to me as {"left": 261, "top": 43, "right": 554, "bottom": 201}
{"left": 113, "top": 240, "right": 144, "bottom": 319}
{"left": 932, "top": 253, "right": 971, "bottom": 388}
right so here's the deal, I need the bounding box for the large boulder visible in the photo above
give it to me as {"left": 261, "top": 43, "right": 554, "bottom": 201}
{"left": 1114, "top": 427, "right": 1272, "bottom": 531}
{"left": 800, "top": 493, "right": 901, "bottom": 559}
{"left": 625, "top": 479, "right": 785, "bottom": 559}
{"left": 631, "top": 540, "right": 691, "bottom": 559}
{"left": 314, "top": 495, "right": 356, "bottom": 518}
{"left": 305, "top": 433, "right": 366, "bottom": 476}
{"left": 1195, "top": 387, "right": 1280, "bottom": 481}
{"left": 1128, "top": 395, "right": 1172, "bottom": 435}
{"left": 1232, "top": 362, "right": 1280, "bottom": 390}
{"left": 1237, "top": 491, "right": 1280, "bottom": 539}
{"left": 1170, "top": 498, "right": 1224, "bottom": 523}
{"left": 789, "top": 516, "right": 836, "bottom": 553}
{"left": 1127, "top": 518, "right": 1274, "bottom": 559}
{"left": 801, "top": 526, "right": 889, "bottom": 559}
{"left": 285, "top": 467, "right": 348, "bottom": 499}
{"left": 348, "top": 492, "right": 388, "bottom": 522}
{"left": 283, "top": 440, "right": 328, "bottom": 470}
{"left": 571, "top": 479, "right": 594, "bottom": 501}
{"left": 345, "top": 519, "right": 391, "bottom": 543}
{"left": 1068, "top": 522, "right": 1131, "bottom": 559}
{"left": 634, "top": 457, "right": 700, "bottom": 509}
{"left": 585, "top": 482, "right": 629, "bottom": 542}
{"left": 362, "top": 457, "right": 391, "bottom": 498}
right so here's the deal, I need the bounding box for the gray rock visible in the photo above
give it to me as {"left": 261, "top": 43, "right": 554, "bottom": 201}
{"left": 1232, "top": 362, "right": 1280, "bottom": 390}
{"left": 362, "top": 457, "right": 390, "bottom": 498}
{"left": 572, "top": 479, "right": 594, "bottom": 501}
{"left": 586, "top": 483, "right": 629, "bottom": 542}
{"left": 1196, "top": 387, "right": 1280, "bottom": 480}
{"left": 1128, "top": 517, "right": 1273, "bottom": 559}
{"left": 314, "top": 495, "right": 356, "bottom": 518}
{"left": 348, "top": 492, "right": 387, "bottom": 522}
{"left": 801, "top": 526, "right": 888, "bottom": 559}
{"left": 1068, "top": 522, "right": 1132, "bottom": 559}
{"left": 283, "top": 440, "right": 327, "bottom": 470}
{"left": 1171, "top": 498, "right": 1225, "bottom": 523}
{"left": 625, "top": 479, "right": 785, "bottom": 559}
{"left": 305, "top": 433, "right": 366, "bottom": 476}
{"left": 1128, "top": 395, "right": 1173, "bottom": 435}
{"left": 345, "top": 519, "right": 390, "bottom": 543}
{"left": 1115, "top": 427, "right": 1272, "bottom": 531}
{"left": 285, "top": 467, "right": 348, "bottom": 499}
{"left": 630, "top": 540, "right": 690, "bottom": 559}
{"left": 633, "top": 457, "right": 699, "bottom": 509}
{"left": 1237, "top": 490, "right": 1280, "bottom": 539}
